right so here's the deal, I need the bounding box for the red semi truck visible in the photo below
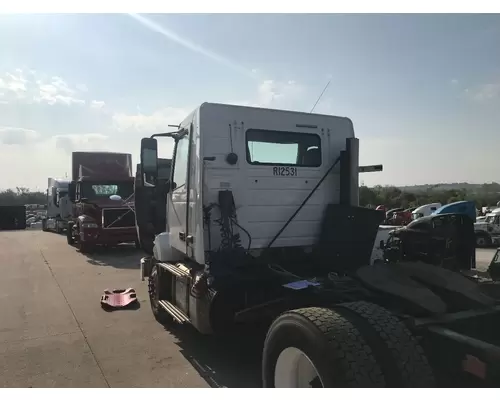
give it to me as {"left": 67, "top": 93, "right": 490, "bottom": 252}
{"left": 66, "top": 151, "right": 138, "bottom": 253}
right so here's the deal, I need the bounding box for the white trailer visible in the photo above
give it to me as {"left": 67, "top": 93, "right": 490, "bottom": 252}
{"left": 43, "top": 178, "right": 72, "bottom": 234}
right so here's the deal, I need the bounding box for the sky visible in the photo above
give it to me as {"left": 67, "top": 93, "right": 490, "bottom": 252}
{"left": 0, "top": 13, "right": 499, "bottom": 191}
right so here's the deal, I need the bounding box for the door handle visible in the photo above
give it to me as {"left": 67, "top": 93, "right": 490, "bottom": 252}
{"left": 179, "top": 232, "right": 186, "bottom": 241}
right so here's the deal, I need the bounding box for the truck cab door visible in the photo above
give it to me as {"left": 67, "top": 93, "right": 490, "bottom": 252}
{"left": 134, "top": 162, "right": 171, "bottom": 255}
{"left": 168, "top": 127, "right": 192, "bottom": 255}
{"left": 134, "top": 164, "right": 155, "bottom": 254}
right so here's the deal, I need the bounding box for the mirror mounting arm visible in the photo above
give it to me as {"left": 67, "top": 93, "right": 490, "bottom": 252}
{"left": 150, "top": 129, "right": 180, "bottom": 139}
{"left": 150, "top": 128, "right": 188, "bottom": 140}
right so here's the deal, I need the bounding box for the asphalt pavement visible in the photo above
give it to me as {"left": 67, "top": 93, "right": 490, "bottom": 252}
{"left": 0, "top": 230, "right": 261, "bottom": 388}
{"left": 0, "top": 229, "right": 497, "bottom": 388}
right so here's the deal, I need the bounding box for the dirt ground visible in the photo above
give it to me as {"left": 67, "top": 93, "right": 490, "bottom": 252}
{"left": 0, "top": 230, "right": 262, "bottom": 388}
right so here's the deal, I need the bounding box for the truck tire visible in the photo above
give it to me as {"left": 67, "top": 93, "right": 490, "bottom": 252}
{"left": 78, "top": 240, "right": 92, "bottom": 254}
{"left": 262, "top": 302, "right": 435, "bottom": 388}
{"left": 337, "top": 301, "right": 435, "bottom": 387}
{"left": 476, "top": 233, "right": 491, "bottom": 248}
{"left": 262, "top": 307, "right": 386, "bottom": 388}
{"left": 66, "top": 223, "right": 74, "bottom": 245}
{"left": 42, "top": 219, "right": 48, "bottom": 232}
{"left": 148, "top": 265, "right": 172, "bottom": 325}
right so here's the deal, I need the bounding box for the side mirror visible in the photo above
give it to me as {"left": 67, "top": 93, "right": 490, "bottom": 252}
{"left": 68, "top": 181, "right": 76, "bottom": 202}
{"left": 141, "top": 138, "right": 158, "bottom": 187}
{"left": 52, "top": 191, "right": 58, "bottom": 206}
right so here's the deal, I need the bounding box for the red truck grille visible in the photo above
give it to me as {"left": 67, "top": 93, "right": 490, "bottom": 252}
{"left": 102, "top": 208, "right": 136, "bottom": 229}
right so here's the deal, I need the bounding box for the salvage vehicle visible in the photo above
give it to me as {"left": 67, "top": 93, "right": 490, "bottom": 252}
{"left": 474, "top": 208, "right": 500, "bottom": 248}
{"left": 67, "top": 151, "right": 138, "bottom": 253}
{"left": 135, "top": 102, "right": 500, "bottom": 388}
{"left": 411, "top": 202, "right": 442, "bottom": 221}
{"left": 42, "top": 177, "right": 72, "bottom": 234}
{"left": 382, "top": 212, "right": 476, "bottom": 271}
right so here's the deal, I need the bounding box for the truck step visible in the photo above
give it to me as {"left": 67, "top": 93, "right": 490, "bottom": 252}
{"left": 158, "top": 300, "right": 190, "bottom": 323}
{"left": 158, "top": 262, "right": 191, "bottom": 278}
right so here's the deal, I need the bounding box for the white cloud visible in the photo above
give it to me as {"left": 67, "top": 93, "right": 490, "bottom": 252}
{"left": 230, "top": 79, "right": 305, "bottom": 110}
{"left": 0, "top": 131, "right": 113, "bottom": 189}
{"left": 256, "top": 79, "right": 303, "bottom": 108}
{"left": 0, "top": 72, "right": 27, "bottom": 95}
{"left": 112, "top": 106, "right": 189, "bottom": 134}
{"left": 90, "top": 100, "right": 105, "bottom": 109}
{"left": 0, "top": 69, "right": 102, "bottom": 107}
{"left": 111, "top": 78, "right": 306, "bottom": 138}
{"left": 465, "top": 80, "right": 500, "bottom": 102}
{"left": 52, "top": 133, "right": 109, "bottom": 154}
{"left": 76, "top": 83, "right": 89, "bottom": 92}
{"left": 0, "top": 126, "right": 40, "bottom": 145}
{"left": 35, "top": 75, "right": 85, "bottom": 106}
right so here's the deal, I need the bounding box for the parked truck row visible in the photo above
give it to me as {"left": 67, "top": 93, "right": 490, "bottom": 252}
{"left": 42, "top": 178, "right": 72, "bottom": 233}
{"left": 42, "top": 151, "right": 139, "bottom": 253}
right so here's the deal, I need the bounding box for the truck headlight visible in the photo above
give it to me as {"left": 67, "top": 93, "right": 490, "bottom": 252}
{"left": 81, "top": 222, "right": 98, "bottom": 229}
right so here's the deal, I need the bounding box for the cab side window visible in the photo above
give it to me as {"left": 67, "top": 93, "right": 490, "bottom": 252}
{"left": 172, "top": 134, "right": 190, "bottom": 190}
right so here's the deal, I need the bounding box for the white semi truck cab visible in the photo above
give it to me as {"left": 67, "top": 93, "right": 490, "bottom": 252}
{"left": 43, "top": 177, "right": 72, "bottom": 234}
{"left": 474, "top": 208, "right": 500, "bottom": 247}
{"left": 136, "top": 102, "right": 385, "bottom": 333}
{"left": 129, "top": 103, "right": 500, "bottom": 389}
{"left": 411, "top": 203, "right": 442, "bottom": 221}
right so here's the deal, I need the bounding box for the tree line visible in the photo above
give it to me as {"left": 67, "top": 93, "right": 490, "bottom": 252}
{"left": 0, "top": 187, "right": 46, "bottom": 206}
{"left": 359, "top": 183, "right": 500, "bottom": 210}
{"left": 1, "top": 183, "right": 500, "bottom": 210}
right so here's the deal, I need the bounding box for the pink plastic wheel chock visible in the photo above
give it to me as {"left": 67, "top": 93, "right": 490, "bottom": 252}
{"left": 100, "top": 288, "right": 138, "bottom": 310}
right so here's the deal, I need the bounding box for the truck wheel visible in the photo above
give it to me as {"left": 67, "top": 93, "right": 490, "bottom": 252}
{"left": 337, "top": 301, "right": 435, "bottom": 387}
{"left": 66, "top": 223, "right": 74, "bottom": 245}
{"left": 42, "top": 219, "right": 47, "bottom": 232}
{"left": 476, "top": 233, "right": 491, "bottom": 248}
{"left": 78, "top": 241, "right": 92, "bottom": 254}
{"left": 262, "top": 307, "right": 385, "bottom": 388}
{"left": 262, "top": 302, "right": 435, "bottom": 388}
{"left": 148, "top": 265, "right": 172, "bottom": 325}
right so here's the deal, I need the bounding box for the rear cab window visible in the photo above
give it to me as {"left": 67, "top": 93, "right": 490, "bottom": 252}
{"left": 246, "top": 129, "right": 322, "bottom": 168}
